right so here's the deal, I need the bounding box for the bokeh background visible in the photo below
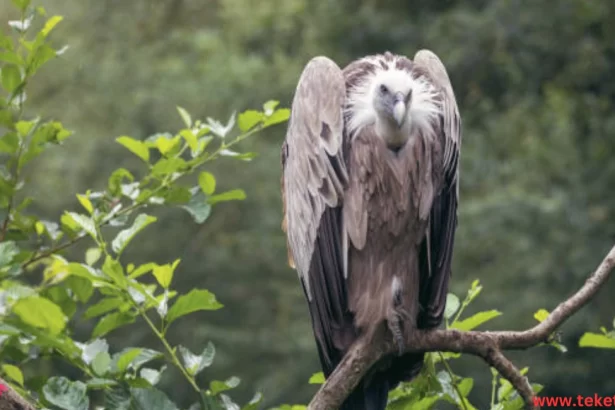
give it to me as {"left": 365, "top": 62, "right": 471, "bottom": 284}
{"left": 2, "top": 0, "right": 615, "bottom": 407}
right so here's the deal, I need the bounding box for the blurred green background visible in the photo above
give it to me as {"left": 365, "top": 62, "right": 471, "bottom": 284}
{"left": 2, "top": 0, "right": 615, "bottom": 407}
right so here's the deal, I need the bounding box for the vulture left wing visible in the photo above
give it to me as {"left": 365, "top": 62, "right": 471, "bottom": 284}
{"left": 281, "top": 57, "right": 351, "bottom": 373}
{"left": 414, "top": 49, "right": 462, "bottom": 328}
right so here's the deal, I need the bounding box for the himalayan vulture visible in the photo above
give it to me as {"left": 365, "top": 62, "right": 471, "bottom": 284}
{"left": 281, "top": 50, "right": 461, "bottom": 410}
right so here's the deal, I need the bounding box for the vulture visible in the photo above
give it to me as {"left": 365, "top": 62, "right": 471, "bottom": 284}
{"left": 281, "top": 50, "right": 461, "bottom": 410}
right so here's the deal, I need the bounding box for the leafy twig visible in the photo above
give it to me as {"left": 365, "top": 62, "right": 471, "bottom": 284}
{"left": 438, "top": 352, "right": 469, "bottom": 410}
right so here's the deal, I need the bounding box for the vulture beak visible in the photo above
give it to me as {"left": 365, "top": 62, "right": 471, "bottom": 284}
{"left": 392, "top": 92, "right": 406, "bottom": 128}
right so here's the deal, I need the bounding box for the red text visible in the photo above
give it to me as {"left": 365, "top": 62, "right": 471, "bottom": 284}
{"left": 534, "top": 394, "right": 615, "bottom": 407}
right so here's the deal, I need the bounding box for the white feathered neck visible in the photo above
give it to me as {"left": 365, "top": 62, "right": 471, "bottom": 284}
{"left": 345, "top": 58, "right": 441, "bottom": 139}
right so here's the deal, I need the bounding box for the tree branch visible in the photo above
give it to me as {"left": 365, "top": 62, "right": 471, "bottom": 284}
{"left": 0, "top": 378, "right": 37, "bottom": 410}
{"left": 309, "top": 244, "right": 615, "bottom": 410}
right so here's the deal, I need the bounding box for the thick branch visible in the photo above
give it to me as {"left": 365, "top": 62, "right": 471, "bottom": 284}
{"left": 309, "top": 244, "right": 615, "bottom": 410}
{"left": 0, "top": 378, "right": 36, "bottom": 410}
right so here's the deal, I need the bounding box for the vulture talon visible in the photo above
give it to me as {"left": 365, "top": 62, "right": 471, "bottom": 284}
{"left": 388, "top": 317, "right": 405, "bottom": 356}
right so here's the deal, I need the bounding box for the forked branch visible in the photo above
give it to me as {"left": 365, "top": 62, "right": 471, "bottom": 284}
{"left": 309, "top": 244, "right": 615, "bottom": 410}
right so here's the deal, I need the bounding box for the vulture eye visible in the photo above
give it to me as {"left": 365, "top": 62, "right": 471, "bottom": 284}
{"left": 379, "top": 84, "right": 388, "bottom": 94}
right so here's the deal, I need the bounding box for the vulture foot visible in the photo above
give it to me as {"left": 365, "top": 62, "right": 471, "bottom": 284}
{"left": 388, "top": 316, "right": 405, "bottom": 356}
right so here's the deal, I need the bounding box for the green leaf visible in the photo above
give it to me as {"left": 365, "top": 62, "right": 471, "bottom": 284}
{"left": 15, "top": 119, "right": 36, "bottom": 137}
{"left": 0, "top": 132, "right": 19, "bottom": 154}
{"left": 179, "top": 342, "right": 215, "bottom": 375}
{"left": 129, "top": 262, "right": 157, "bottom": 279}
{"left": 12, "top": 296, "right": 67, "bottom": 335}
{"left": 43, "top": 377, "right": 89, "bottom": 410}
{"left": 92, "top": 312, "right": 135, "bottom": 338}
{"left": 116, "top": 136, "right": 150, "bottom": 162}
{"left": 162, "top": 186, "right": 192, "bottom": 205}
{"left": 63, "top": 212, "right": 97, "bottom": 239}
{"left": 41, "top": 15, "right": 63, "bottom": 37}
{"left": 1, "top": 64, "right": 21, "bottom": 93}
{"left": 497, "top": 378, "right": 514, "bottom": 402}
{"left": 444, "top": 293, "right": 460, "bottom": 320}
{"left": 76, "top": 194, "right": 94, "bottom": 214}
{"left": 105, "top": 385, "right": 131, "bottom": 410}
{"left": 154, "top": 134, "right": 180, "bottom": 156}
{"left": 152, "top": 260, "right": 178, "bottom": 289}
{"left": 166, "top": 289, "right": 223, "bottom": 325}
{"left": 2, "top": 364, "right": 24, "bottom": 386}
{"left": 130, "top": 387, "right": 179, "bottom": 410}
{"left": 112, "top": 214, "right": 157, "bottom": 255}
{"left": 263, "top": 108, "right": 290, "bottom": 127}
{"left": 208, "top": 189, "right": 246, "bottom": 204}
{"left": 84, "top": 297, "right": 124, "bottom": 319}
{"left": 102, "top": 255, "right": 127, "bottom": 287}
{"left": 66, "top": 262, "right": 108, "bottom": 285}
{"left": 0, "top": 241, "right": 19, "bottom": 267}
{"left": 198, "top": 171, "right": 216, "bottom": 195}
{"left": 92, "top": 351, "right": 112, "bottom": 376}
{"left": 466, "top": 280, "right": 482, "bottom": 304}
{"left": 44, "top": 289, "right": 75, "bottom": 319}
{"left": 413, "top": 396, "right": 441, "bottom": 410}
{"left": 450, "top": 310, "right": 502, "bottom": 331}
{"left": 240, "top": 392, "right": 264, "bottom": 410}
{"left": 108, "top": 168, "right": 134, "bottom": 197}
{"left": 112, "top": 348, "right": 163, "bottom": 373}
{"left": 308, "top": 372, "right": 325, "bottom": 384}
{"left": 579, "top": 332, "right": 615, "bottom": 349}
{"left": 269, "top": 406, "right": 306, "bottom": 410}
{"left": 549, "top": 340, "right": 568, "bottom": 353}
{"left": 151, "top": 157, "right": 187, "bottom": 176}
{"left": 263, "top": 100, "right": 279, "bottom": 115}
{"left": 210, "top": 376, "right": 240, "bottom": 395}
{"left": 11, "top": 0, "right": 31, "bottom": 12}
{"left": 181, "top": 190, "right": 211, "bottom": 224}
{"left": 0, "top": 51, "right": 22, "bottom": 66}
{"left": 457, "top": 377, "right": 474, "bottom": 402}
{"left": 116, "top": 348, "right": 143, "bottom": 372}
{"left": 20, "top": 121, "right": 72, "bottom": 166}
{"left": 66, "top": 276, "right": 94, "bottom": 303}
{"left": 238, "top": 110, "right": 263, "bottom": 132}
{"left": 85, "top": 247, "right": 102, "bottom": 265}
{"left": 140, "top": 367, "right": 164, "bottom": 385}
{"left": 180, "top": 129, "right": 198, "bottom": 153}
{"left": 81, "top": 338, "right": 109, "bottom": 364}
{"left": 534, "top": 309, "right": 549, "bottom": 322}
{"left": 87, "top": 378, "right": 117, "bottom": 389}
{"left": 177, "top": 106, "right": 192, "bottom": 128}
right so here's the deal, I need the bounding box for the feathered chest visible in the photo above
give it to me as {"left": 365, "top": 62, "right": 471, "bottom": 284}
{"left": 343, "top": 127, "right": 441, "bottom": 251}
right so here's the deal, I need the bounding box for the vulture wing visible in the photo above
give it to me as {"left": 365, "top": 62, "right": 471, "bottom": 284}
{"left": 281, "top": 57, "right": 351, "bottom": 373}
{"left": 414, "top": 49, "right": 462, "bottom": 328}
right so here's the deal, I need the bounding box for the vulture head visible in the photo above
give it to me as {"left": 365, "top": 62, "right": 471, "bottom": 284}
{"left": 347, "top": 66, "right": 441, "bottom": 151}
{"left": 373, "top": 70, "right": 413, "bottom": 129}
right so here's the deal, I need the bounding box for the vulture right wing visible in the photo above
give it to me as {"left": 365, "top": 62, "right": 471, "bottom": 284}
{"left": 281, "top": 57, "right": 352, "bottom": 373}
{"left": 414, "top": 49, "right": 462, "bottom": 329}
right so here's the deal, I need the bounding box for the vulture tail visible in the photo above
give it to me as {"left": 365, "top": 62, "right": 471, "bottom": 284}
{"left": 389, "top": 352, "right": 425, "bottom": 385}
{"left": 340, "top": 379, "right": 389, "bottom": 410}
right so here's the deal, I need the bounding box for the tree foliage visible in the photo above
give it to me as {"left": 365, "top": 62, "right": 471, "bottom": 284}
{"left": 0, "top": 3, "right": 289, "bottom": 408}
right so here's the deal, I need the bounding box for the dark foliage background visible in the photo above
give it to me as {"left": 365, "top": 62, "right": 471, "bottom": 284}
{"left": 2, "top": 0, "right": 614, "bottom": 407}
